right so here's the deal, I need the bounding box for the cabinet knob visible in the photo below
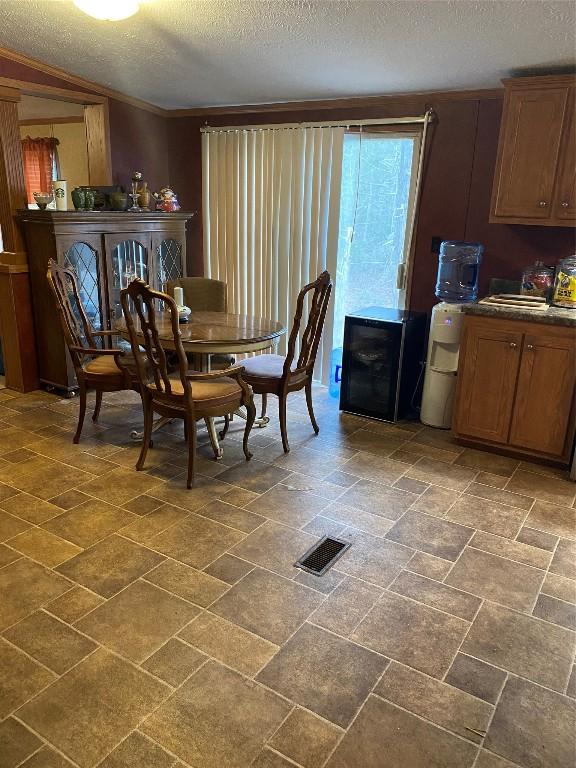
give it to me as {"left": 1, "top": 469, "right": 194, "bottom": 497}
{"left": 509, "top": 342, "right": 517, "bottom": 348}
{"left": 538, "top": 201, "right": 547, "bottom": 207}
{"left": 526, "top": 344, "right": 534, "bottom": 350}
{"left": 561, "top": 201, "right": 569, "bottom": 208}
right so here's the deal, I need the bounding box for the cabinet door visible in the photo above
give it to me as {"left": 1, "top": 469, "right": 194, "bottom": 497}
{"left": 152, "top": 236, "right": 185, "bottom": 291}
{"left": 104, "top": 233, "right": 151, "bottom": 326}
{"left": 454, "top": 324, "right": 522, "bottom": 443}
{"left": 492, "top": 87, "right": 569, "bottom": 219}
{"left": 509, "top": 332, "right": 576, "bottom": 457}
{"left": 59, "top": 236, "right": 106, "bottom": 335}
{"left": 552, "top": 89, "right": 576, "bottom": 222}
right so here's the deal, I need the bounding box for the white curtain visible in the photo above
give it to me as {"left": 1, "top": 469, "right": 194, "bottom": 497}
{"left": 202, "top": 125, "right": 344, "bottom": 383}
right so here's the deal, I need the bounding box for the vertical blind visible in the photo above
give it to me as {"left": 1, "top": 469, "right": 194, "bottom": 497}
{"left": 202, "top": 125, "right": 344, "bottom": 383}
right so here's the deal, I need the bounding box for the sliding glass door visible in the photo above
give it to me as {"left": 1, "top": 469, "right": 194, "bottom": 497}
{"left": 333, "top": 131, "right": 421, "bottom": 349}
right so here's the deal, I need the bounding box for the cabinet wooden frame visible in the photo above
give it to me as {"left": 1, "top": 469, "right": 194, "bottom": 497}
{"left": 453, "top": 314, "right": 576, "bottom": 466}
{"left": 489, "top": 74, "right": 576, "bottom": 227}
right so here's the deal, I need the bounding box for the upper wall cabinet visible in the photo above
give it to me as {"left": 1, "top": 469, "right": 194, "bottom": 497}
{"left": 490, "top": 75, "right": 576, "bottom": 227}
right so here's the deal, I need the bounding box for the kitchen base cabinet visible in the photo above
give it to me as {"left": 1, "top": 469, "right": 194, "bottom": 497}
{"left": 453, "top": 315, "right": 576, "bottom": 466}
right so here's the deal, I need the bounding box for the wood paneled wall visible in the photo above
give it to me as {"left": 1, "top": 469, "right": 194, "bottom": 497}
{"left": 167, "top": 94, "right": 576, "bottom": 313}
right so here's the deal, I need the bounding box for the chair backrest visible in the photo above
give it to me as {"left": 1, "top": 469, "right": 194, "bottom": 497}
{"left": 46, "top": 258, "right": 98, "bottom": 370}
{"left": 284, "top": 271, "right": 332, "bottom": 377}
{"left": 166, "top": 277, "right": 228, "bottom": 312}
{"left": 120, "top": 278, "right": 192, "bottom": 403}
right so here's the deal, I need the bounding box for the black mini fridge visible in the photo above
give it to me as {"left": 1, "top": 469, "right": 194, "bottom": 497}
{"left": 339, "top": 307, "right": 427, "bottom": 422}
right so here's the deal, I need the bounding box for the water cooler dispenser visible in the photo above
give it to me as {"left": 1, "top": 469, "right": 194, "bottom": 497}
{"left": 420, "top": 241, "right": 483, "bottom": 428}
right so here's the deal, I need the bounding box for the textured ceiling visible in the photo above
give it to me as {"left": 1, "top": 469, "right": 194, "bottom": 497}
{"left": 1, "top": 0, "right": 575, "bottom": 109}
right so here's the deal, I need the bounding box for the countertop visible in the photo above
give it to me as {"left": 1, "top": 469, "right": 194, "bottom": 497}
{"left": 463, "top": 302, "right": 576, "bottom": 328}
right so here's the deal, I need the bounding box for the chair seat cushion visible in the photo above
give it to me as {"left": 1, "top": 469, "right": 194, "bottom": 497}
{"left": 84, "top": 354, "right": 127, "bottom": 377}
{"left": 149, "top": 376, "right": 242, "bottom": 408}
{"left": 241, "top": 354, "right": 292, "bottom": 379}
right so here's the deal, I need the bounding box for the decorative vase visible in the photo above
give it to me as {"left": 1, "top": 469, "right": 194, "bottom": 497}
{"left": 178, "top": 305, "right": 192, "bottom": 323}
{"left": 138, "top": 182, "right": 151, "bottom": 211}
{"left": 109, "top": 192, "right": 129, "bottom": 211}
{"left": 83, "top": 189, "right": 95, "bottom": 211}
{"left": 52, "top": 180, "right": 67, "bottom": 211}
{"left": 71, "top": 187, "right": 85, "bottom": 211}
{"left": 33, "top": 192, "right": 54, "bottom": 210}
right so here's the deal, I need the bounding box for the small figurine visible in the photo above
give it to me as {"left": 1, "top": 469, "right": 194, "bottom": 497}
{"left": 153, "top": 187, "right": 181, "bottom": 212}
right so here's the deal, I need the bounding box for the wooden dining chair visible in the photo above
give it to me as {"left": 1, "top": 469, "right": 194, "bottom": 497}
{"left": 47, "top": 258, "right": 137, "bottom": 444}
{"left": 166, "top": 277, "right": 234, "bottom": 370}
{"left": 120, "top": 278, "right": 256, "bottom": 488}
{"left": 240, "top": 271, "right": 332, "bottom": 453}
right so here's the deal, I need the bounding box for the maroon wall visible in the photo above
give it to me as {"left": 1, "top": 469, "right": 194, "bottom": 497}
{"left": 0, "top": 54, "right": 170, "bottom": 195}
{"left": 3, "top": 51, "right": 573, "bottom": 308}
{"left": 167, "top": 95, "right": 576, "bottom": 311}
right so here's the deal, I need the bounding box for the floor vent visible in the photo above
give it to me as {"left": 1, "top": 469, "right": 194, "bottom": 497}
{"left": 295, "top": 536, "right": 351, "bottom": 576}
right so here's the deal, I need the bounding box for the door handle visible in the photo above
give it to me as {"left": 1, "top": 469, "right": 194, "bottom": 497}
{"left": 526, "top": 344, "right": 534, "bottom": 350}
{"left": 509, "top": 342, "right": 517, "bottom": 348}
{"left": 396, "top": 263, "right": 406, "bottom": 290}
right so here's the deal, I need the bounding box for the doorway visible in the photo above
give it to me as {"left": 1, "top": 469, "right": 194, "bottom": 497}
{"left": 333, "top": 130, "right": 421, "bottom": 349}
{"left": 18, "top": 95, "right": 89, "bottom": 209}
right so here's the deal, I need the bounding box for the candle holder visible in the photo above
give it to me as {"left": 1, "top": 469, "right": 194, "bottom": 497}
{"left": 129, "top": 171, "right": 142, "bottom": 212}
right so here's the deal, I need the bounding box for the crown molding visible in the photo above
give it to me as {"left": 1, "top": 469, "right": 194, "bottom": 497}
{"left": 0, "top": 45, "right": 168, "bottom": 116}
{"left": 167, "top": 87, "right": 504, "bottom": 118}
{"left": 501, "top": 74, "right": 576, "bottom": 89}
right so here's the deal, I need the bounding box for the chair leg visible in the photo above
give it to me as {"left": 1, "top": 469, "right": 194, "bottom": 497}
{"left": 305, "top": 379, "right": 320, "bottom": 434}
{"left": 243, "top": 401, "right": 256, "bottom": 461}
{"left": 136, "top": 398, "right": 153, "bottom": 471}
{"left": 219, "top": 414, "right": 230, "bottom": 441}
{"left": 205, "top": 417, "right": 223, "bottom": 460}
{"left": 92, "top": 390, "right": 103, "bottom": 422}
{"left": 260, "top": 392, "right": 268, "bottom": 420}
{"left": 186, "top": 415, "right": 197, "bottom": 489}
{"left": 73, "top": 381, "right": 87, "bottom": 444}
{"left": 279, "top": 392, "right": 290, "bottom": 453}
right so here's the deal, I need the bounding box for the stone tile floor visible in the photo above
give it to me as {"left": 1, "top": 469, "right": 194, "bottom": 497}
{"left": 0, "top": 384, "right": 575, "bottom": 767}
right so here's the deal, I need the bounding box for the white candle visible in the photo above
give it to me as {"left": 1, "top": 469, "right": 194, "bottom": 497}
{"left": 173, "top": 286, "right": 184, "bottom": 306}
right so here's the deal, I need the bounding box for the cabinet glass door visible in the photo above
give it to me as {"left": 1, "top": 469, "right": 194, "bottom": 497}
{"left": 109, "top": 238, "right": 149, "bottom": 324}
{"left": 156, "top": 238, "right": 183, "bottom": 290}
{"left": 62, "top": 241, "right": 104, "bottom": 341}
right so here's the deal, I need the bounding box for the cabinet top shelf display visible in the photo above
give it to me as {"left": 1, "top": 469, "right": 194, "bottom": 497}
{"left": 18, "top": 210, "right": 194, "bottom": 235}
{"left": 18, "top": 211, "right": 194, "bottom": 221}
{"left": 490, "top": 74, "right": 576, "bottom": 227}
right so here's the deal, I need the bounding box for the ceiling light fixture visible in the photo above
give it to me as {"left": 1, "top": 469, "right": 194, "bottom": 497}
{"left": 73, "top": 0, "right": 140, "bottom": 21}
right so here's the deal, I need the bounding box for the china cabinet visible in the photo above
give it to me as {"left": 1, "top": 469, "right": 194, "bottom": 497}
{"left": 19, "top": 210, "right": 192, "bottom": 392}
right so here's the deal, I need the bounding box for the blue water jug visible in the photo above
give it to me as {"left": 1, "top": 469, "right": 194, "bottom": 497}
{"left": 329, "top": 347, "right": 343, "bottom": 398}
{"left": 435, "top": 241, "right": 483, "bottom": 303}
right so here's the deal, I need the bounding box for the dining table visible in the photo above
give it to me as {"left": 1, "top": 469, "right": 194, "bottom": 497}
{"left": 118, "top": 310, "right": 287, "bottom": 456}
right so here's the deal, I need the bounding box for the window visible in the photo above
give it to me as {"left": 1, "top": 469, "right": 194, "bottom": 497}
{"left": 21, "top": 136, "right": 60, "bottom": 206}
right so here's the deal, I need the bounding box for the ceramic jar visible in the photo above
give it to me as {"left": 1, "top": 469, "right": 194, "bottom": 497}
{"left": 71, "top": 187, "right": 85, "bottom": 210}
{"left": 109, "top": 192, "right": 129, "bottom": 211}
